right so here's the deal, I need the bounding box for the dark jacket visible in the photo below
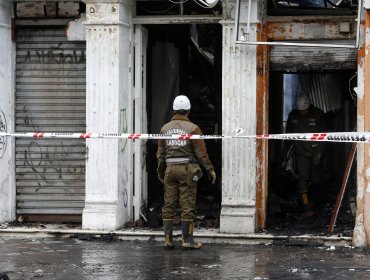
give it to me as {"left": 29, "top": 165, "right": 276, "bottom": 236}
{"left": 286, "top": 105, "right": 325, "bottom": 157}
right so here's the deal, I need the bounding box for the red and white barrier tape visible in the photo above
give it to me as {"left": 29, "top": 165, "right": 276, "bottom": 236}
{"left": 0, "top": 131, "right": 369, "bottom": 143}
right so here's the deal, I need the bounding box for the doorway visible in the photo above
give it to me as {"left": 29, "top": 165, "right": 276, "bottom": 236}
{"left": 267, "top": 71, "right": 357, "bottom": 235}
{"left": 142, "top": 24, "right": 223, "bottom": 229}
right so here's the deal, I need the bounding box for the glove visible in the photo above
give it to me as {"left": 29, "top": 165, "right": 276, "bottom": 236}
{"left": 157, "top": 161, "right": 166, "bottom": 184}
{"left": 313, "top": 153, "right": 321, "bottom": 165}
{"left": 208, "top": 170, "right": 216, "bottom": 184}
{"left": 158, "top": 173, "right": 164, "bottom": 184}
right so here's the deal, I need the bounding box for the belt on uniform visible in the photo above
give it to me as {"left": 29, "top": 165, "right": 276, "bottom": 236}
{"left": 166, "top": 158, "right": 189, "bottom": 164}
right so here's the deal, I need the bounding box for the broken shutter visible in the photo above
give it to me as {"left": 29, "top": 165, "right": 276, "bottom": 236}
{"left": 270, "top": 41, "right": 357, "bottom": 71}
{"left": 15, "top": 26, "right": 86, "bottom": 217}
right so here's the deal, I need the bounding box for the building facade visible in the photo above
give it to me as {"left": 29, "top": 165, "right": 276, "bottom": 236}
{"left": 1, "top": 0, "right": 370, "bottom": 246}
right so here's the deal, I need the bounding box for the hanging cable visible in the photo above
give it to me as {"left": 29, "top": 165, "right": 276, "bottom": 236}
{"left": 138, "top": 0, "right": 218, "bottom": 13}
{"left": 168, "top": 0, "right": 189, "bottom": 4}
{"left": 348, "top": 73, "right": 357, "bottom": 106}
{"left": 137, "top": 4, "right": 177, "bottom": 14}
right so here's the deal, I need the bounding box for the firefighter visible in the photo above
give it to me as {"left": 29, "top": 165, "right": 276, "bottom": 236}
{"left": 285, "top": 94, "right": 325, "bottom": 215}
{"left": 157, "top": 95, "right": 216, "bottom": 250}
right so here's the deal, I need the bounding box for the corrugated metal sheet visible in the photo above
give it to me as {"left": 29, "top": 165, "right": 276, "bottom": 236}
{"left": 298, "top": 74, "right": 343, "bottom": 113}
{"left": 270, "top": 42, "right": 357, "bottom": 71}
{"left": 15, "top": 27, "right": 86, "bottom": 215}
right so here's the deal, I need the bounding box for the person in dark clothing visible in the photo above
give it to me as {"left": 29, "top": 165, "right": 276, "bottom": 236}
{"left": 285, "top": 94, "right": 325, "bottom": 214}
{"left": 157, "top": 95, "right": 216, "bottom": 250}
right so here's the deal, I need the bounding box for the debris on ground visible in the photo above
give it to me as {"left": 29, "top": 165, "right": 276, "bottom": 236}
{"left": 0, "top": 273, "right": 9, "bottom": 280}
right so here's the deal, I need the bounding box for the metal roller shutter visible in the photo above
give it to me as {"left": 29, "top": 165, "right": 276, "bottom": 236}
{"left": 15, "top": 26, "right": 86, "bottom": 218}
{"left": 270, "top": 41, "right": 357, "bottom": 71}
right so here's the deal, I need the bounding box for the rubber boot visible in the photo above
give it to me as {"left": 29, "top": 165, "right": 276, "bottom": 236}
{"left": 163, "top": 219, "right": 174, "bottom": 250}
{"left": 299, "top": 192, "right": 314, "bottom": 219}
{"left": 301, "top": 192, "right": 309, "bottom": 210}
{"left": 181, "top": 220, "right": 202, "bottom": 250}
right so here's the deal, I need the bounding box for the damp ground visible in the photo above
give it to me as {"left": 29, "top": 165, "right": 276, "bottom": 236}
{"left": 1, "top": 236, "right": 370, "bottom": 279}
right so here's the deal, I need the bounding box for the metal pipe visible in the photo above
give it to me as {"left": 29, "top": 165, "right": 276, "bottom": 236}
{"left": 132, "top": 15, "right": 222, "bottom": 25}
{"left": 234, "top": 0, "right": 241, "bottom": 42}
{"left": 246, "top": 0, "right": 252, "bottom": 35}
{"left": 356, "top": 0, "right": 362, "bottom": 49}
{"left": 0, "top": 23, "right": 11, "bottom": 28}
{"left": 235, "top": 40, "right": 357, "bottom": 48}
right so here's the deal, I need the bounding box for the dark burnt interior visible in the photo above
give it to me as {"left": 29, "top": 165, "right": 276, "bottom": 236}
{"left": 136, "top": 1, "right": 222, "bottom": 16}
{"left": 267, "top": 71, "right": 357, "bottom": 236}
{"left": 144, "top": 24, "right": 222, "bottom": 229}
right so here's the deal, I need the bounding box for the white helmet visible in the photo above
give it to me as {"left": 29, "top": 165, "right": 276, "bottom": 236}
{"left": 195, "top": 0, "right": 219, "bottom": 8}
{"left": 295, "top": 95, "right": 310, "bottom": 111}
{"left": 173, "top": 95, "right": 191, "bottom": 111}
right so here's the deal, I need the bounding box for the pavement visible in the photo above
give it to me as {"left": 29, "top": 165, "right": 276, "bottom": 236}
{"left": 1, "top": 236, "right": 370, "bottom": 280}
{"left": 0, "top": 223, "right": 363, "bottom": 279}
{"left": 0, "top": 223, "right": 352, "bottom": 247}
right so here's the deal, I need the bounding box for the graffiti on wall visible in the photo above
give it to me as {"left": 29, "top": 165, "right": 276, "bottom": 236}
{"left": 121, "top": 159, "right": 129, "bottom": 208}
{"left": 120, "top": 108, "right": 128, "bottom": 152}
{"left": 0, "top": 110, "right": 7, "bottom": 159}
{"left": 23, "top": 106, "right": 38, "bottom": 131}
{"left": 25, "top": 49, "right": 86, "bottom": 64}
{"left": 23, "top": 140, "right": 85, "bottom": 186}
{"left": 122, "top": 188, "right": 128, "bottom": 208}
{"left": 119, "top": 108, "right": 129, "bottom": 208}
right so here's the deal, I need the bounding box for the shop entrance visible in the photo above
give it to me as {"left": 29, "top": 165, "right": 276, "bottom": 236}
{"left": 15, "top": 24, "right": 86, "bottom": 223}
{"left": 142, "top": 24, "right": 222, "bottom": 228}
{"left": 267, "top": 71, "right": 357, "bottom": 235}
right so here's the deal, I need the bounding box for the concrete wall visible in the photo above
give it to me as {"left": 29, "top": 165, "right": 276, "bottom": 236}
{"left": 0, "top": 0, "right": 15, "bottom": 223}
{"left": 353, "top": 6, "right": 370, "bottom": 247}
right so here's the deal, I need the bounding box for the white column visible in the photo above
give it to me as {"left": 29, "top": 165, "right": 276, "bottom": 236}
{"left": 82, "top": 0, "right": 133, "bottom": 230}
{"left": 220, "top": 0, "right": 262, "bottom": 233}
{"left": 0, "top": 0, "right": 15, "bottom": 223}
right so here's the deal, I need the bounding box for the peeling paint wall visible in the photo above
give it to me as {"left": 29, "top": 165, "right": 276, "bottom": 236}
{"left": 267, "top": 16, "right": 356, "bottom": 41}
{"left": 0, "top": 0, "right": 15, "bottom": 223}
{"left": 66, "top": 13, "right": 86, "bottom": 40}
{"left": 353, "top": 9, "right": 370, "bottom": 247}
{"left": 353, "top": 9, "right": 367, "bottom": 247}
{"left": 16, "top": 1, "right": 80, "bottom": 18}
{"left": 255, "top": 22, "right": 269, "bottom": 232}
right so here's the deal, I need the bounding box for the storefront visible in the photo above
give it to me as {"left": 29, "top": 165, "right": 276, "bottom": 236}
{"left": 1, "top": 0, "right": 370, "bottom": 246}
{"left": 15, "top": 20, "right": 87, "bottom": 222}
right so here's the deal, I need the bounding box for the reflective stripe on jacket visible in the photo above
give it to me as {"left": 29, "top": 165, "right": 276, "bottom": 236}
{"left": 286, "top": 105, "right": 325, "bottom": 157}
{"left": 157, "top": 114, "right": 214, "bottom": 172}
